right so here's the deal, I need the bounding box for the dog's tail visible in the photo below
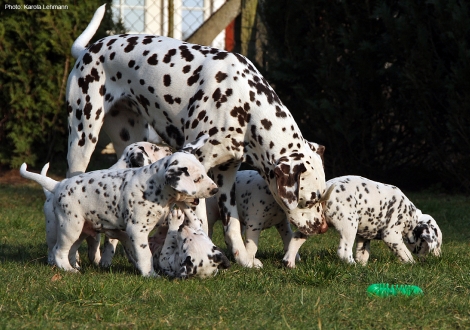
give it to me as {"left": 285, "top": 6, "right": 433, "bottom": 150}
{"left": 39, "top": 163, "right": 53, "bottom": 198}
{"left": 71, "top": 4, "right": 106, "bottom": 59}
{"left": 320, "top": 183, "right": 335, "bottom": 203}
{"left": 20, "top": 163, "right": 59, "bottom": 193}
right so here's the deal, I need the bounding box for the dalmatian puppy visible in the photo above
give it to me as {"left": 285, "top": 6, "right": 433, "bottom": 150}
{"left": 205, "top": 142, "right": 327, "bottom": 268}
{"left": 99, "top": 142, "right": 172, "bottom": 267}
{"left": 286, "top": 176, "right": 442, "bottom": 265}
{"left": 20, "top": 135, "right": 218, "bottom": 276}
{"left": 403, "top": 211, "right": 442, "bottom": 258}
{"left": 39, "top": 142, "right": 171, "bottom": 267}
{"left": 153, "top": 206, "right": 230, "bottom": 278}
{"left": 66, "top": 5, "right": 327, "bottom": 267}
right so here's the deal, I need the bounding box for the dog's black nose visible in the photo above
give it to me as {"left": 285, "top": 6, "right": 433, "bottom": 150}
{"left": 209, "top": 187, "right": 219, "bottom": 195}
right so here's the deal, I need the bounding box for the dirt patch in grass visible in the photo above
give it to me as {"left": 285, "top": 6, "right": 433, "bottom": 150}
{"left": 0, "top": 169, "right": 30, "bottom": 185}
{"left": 0, "top": 167, "right": 64, "bottom": 186}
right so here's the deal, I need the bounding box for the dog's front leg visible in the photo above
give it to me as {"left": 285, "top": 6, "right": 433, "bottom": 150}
{"left": 283, "top": 231, "right": 308, "bottom": 268}
{"left": 126, "top": 226, "right": 157, "bottom": 277}
{"left": 211, "top": 166, "right": 252, "bottom": 267}
{"left": 382, "top": 232, "right": 415, "bottom": 263}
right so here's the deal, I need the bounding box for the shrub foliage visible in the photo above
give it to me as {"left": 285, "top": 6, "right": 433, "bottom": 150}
{"left": 0, "top": 0, "right": 122, "bottom": 169}
{"left": 261, "top": 0, "right": 470, "bottom": 191}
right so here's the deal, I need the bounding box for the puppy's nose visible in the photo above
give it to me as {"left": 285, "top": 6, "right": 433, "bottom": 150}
{"left": 209, "top": 187, "right": 219, "bottom": 195}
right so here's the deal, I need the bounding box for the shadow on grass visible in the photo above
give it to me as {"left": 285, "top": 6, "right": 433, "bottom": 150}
{"left": 0, "top": 241, "right": 142, "bottom": 276}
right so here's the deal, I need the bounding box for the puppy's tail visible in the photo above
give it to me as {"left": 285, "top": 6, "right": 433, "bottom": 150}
{"left": 40, "top": 163, "right": 53, "bottom": 198}
{"left": 71, "top": 4, "right": 106, "bottom": 59}
{"left": 320, "top": 183, "right": 335, "bottom": 203}
{"left": 20, "top": 163, "right": 59, "bottom": 193}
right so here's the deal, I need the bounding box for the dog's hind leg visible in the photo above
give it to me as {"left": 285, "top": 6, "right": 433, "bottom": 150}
{"left": 53, "top": 214, "right": 83, "bottom": 272}
{"left": 66, "top": 68, "right": 113, "bottom": 177}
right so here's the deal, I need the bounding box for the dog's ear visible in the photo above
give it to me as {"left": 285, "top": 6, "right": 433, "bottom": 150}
{"left": 181, "top": 134, "right": 209, "bottom": 154}
{"left": 418, "top": 215, "right": 442, "bottom": 255}
{"left": 413, "top": 221, "right": 438, "bottom": 254}
{"left": 307, "top": 142, "right": 325, "bottom": 164}
{"left": 274, "top": 160, "right": 307, "bottom": 210}
{"left": 129, "top": 152, "right": 145, "bottom": 168}
{"left": 165, "top": 161, "right": 197, "bottom": 195}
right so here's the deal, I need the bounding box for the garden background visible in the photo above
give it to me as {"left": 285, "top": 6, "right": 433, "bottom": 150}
{"left": 1, "top": 0, "right": 469, "bottom": 192}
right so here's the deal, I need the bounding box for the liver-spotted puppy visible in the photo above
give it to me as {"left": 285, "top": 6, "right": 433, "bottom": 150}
{"left": 205, "top": 143, "right": 327, "bottom": 268}
{"left": 65, "top": 5, "right": 327, "bottom": 267}
{"left": 20, "top": 136, "right": 218, "bottom": 276}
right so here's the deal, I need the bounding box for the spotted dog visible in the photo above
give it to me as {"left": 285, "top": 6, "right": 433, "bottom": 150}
{"left": 66, "top": 5, "right": 326, "bottom": 267}
{"left": 286, "top": 176, "right": 442, "bottom": 265}
{"left": 204, "top": 143, "right": 327, "bottom": 268}
{"left": 98, "top": 142, "right": 173, "bottom": 267}
{"left": 40, "top": 142, "right": 171, "bottom": 267}
{"left": 20, "top": 136, "right": 218, "bottom": 276}
{"left": 151, "top": 207, "right": 230, "bottom": 278}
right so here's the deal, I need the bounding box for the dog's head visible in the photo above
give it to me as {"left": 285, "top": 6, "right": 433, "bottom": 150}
{"left": 408, "top": 213, "right": 442, "bottom": 257}
{"left": 164, "top": 135, "right": 218, "bottom": 203}
{"left": 272, "top": 141, "right": 327, "bottom": 235}
{"left": 112, "top": 142, "right": 172, "bottom": 169}
{"left": 157, "top": 209, "right": 230, "bottom": 279}
{"left": 175, "top": 223, "right": 231, "bottom": 278}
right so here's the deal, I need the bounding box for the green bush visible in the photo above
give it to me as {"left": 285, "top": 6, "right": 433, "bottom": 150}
{"left": 0, "top": 0, "right": 123, "bottom": 169}
{"left": 261, "top": 0, "right": 470, "bottom": 192}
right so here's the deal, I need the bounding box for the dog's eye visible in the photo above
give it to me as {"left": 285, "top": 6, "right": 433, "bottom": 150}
{"left": 304, "top": 200, "right": 316, "bottom": 209}
{"left": 194, "top": 175, "right": 203, "bottom": 183}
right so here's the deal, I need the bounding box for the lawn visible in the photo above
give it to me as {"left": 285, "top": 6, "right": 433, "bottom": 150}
{"left": 1, "top": 177, "right": 469, "bottom": 329}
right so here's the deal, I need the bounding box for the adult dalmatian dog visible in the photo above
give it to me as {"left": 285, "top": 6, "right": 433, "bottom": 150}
{"left": 20, "top": 136, "right": 219, "bottom": 276}
{"left": 39, "top": 141, "right": 172, "bottom": 267}
{"left": 284, "top": 176, "right": 443, "bottom": 265}
{"left": 66, "top": 5, "right": 327, "bottom": 267}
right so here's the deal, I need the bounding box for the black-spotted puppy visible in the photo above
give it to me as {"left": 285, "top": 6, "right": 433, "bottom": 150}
{"left": 40, "top": 142, "right": 172, "bottom": 267}
{"left": 65, "top": 5, "right": 327, "bottom": 267}
{"left": 321, "top": 176, "right": 442, "bottom": 264}
{"left": 20, "top": 136, "right": 218, "bottom": 277}
{"left": 154, "top": 207, "right": 230, "bottom": 278}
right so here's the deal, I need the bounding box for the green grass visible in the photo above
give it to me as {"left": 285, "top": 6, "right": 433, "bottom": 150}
{"left": 1, "top": 183, "right": 470, "bottom": 329}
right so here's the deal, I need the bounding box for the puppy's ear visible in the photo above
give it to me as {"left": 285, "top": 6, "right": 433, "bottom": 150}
{"left": 413, "top": 222, "right": 438, "bottom": 254}
{"left": 274, "top": 160, "right": 307, "bottom": 210}
{"left": 181, "top": 134, "right": 209, "bottom": 154}
{"left": 165, "top": 162, "right": 197, "bottom": 195}
{"left": 129, "top": 152, "right": 145, "bottom": 168}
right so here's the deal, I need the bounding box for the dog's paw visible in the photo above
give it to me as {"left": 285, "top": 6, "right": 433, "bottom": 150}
{"left": 253, "top": 258, "right": 263, "bottom": 268}
{"left": 282, "top": 258, "right": 296, "bottom": 269}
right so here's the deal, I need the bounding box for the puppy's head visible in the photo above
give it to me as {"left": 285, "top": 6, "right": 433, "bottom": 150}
{"left": 164, "top": 135, "right": 218, "bottom": 202}
{"left": 175, "top": 223, "right": 230, "bottom": 279}
{"left": 409, "top": 214, "right": 442, "bottom": 257}
{"left": 113, "top": 142, "right": 172, "bottom": 169}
